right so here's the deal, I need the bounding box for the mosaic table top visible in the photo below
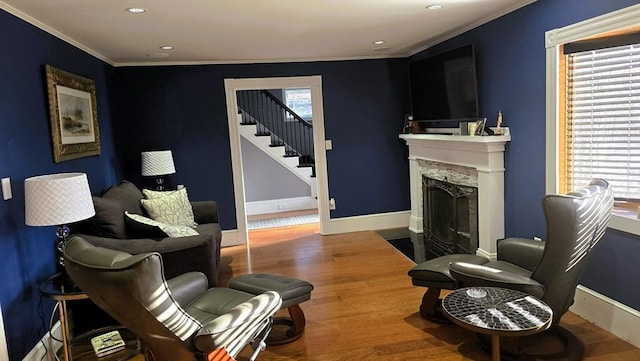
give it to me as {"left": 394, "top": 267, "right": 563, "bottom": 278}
{"left": 442, "top": 287, "right": 553, "bottom": 337}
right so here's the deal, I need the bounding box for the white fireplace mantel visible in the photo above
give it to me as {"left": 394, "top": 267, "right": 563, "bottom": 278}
{"left": 400, "top": 129, "right": 511, "bottom": 259}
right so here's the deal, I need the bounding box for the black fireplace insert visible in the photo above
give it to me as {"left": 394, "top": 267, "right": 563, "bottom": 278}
{"left": 423, "top": 176, "right": 478, "bottom": 259}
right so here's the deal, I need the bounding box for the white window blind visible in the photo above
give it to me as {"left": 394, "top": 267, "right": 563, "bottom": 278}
{"left": 565, "top": 43, "right": 640, "bottom": 200}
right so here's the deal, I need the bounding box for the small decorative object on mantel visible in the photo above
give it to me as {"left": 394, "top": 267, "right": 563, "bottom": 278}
{"left": 45, "top": 65, "right": 101, "bottom": 163}
{"left": 496, "top": 110, "right": 503, "bottom": 135}
{"left": 402, "top": 114, "right": 414, "bottom": 134}
{"left": 474, "top": 118, "right": 486, "bottom": 136}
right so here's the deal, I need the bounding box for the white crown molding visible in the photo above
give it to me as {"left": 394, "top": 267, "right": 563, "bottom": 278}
{"left": 409, "top": 0, "right": 538, "bottom": 56}
{"left": 0, "top": 1, "right": 113, "bottom": 65}
{"left": 112, "top": 54, "right": 406, "bottom": 68}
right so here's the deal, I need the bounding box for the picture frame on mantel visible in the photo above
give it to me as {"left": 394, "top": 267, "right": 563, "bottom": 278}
{"left": 45, "top": 65, "right": 100, "bottom": 163}
{"left": 474, "top": 118, "right": 486, "bottom": 136}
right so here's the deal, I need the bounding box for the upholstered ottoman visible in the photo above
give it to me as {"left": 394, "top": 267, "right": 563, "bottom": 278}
{"left": 408, "top": 254, "right": 488, "bottom": 323}
{"left": 228, "top": 273, "right": 313, "bottom": 344}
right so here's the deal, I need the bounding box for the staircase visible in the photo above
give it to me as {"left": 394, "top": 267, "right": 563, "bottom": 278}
{"left": 237, "top": 90, "right": 316, "bottom": 196}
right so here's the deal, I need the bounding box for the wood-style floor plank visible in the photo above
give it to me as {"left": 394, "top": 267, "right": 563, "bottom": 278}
{"left": 221, "top": 224, "right": 639, "bottom": 361}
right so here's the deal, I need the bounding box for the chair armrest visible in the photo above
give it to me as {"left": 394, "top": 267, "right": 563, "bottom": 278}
{"left": 497, "top": 237, "right": 546, "bottom": 272}
{"left": 449, "top": 261, "right": 546, "bottom": 299}
{"left": 74, "top": 233, "right": 212, "bottom": 254}
{"left": 194, "top": 291, "right": 283, "bottom": 357}
{"left": 166, "top": 272, "right": 209, "bottom": 308}
{"left": 192, "top": 201, "right": 219, "bottom": 224}
{"left": 75, "top": 232, "right": 219, "bottom": 287}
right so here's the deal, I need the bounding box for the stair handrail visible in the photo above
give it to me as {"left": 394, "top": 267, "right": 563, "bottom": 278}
{"left": 259, "top": 90, "right": 313, "bottom": 129}
{"left": 237, "top": 90, "right": 314, "bottom": 167}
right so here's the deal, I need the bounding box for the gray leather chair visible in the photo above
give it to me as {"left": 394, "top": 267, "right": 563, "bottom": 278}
{"left": 448, "top": 178, "right": 614, "bottom": 360}
{"left": 64, "top": 236, "right": 282, "bottom": 361}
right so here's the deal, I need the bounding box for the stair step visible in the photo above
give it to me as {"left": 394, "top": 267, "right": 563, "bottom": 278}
{"left": 240, "top": 122, "right": 257, "bottom": 126}
{"left": 255, "top": 132, "right": 271, "bottom": 136}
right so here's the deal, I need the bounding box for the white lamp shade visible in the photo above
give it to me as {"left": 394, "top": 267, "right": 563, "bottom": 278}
{"left": 141, "top": 150, "right": 176, "bottom": 176}
{"left": 25, "top": 173, "right": 95, "bottom": 226}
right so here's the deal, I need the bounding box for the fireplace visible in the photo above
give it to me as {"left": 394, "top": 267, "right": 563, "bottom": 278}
{"left": 423, "top": 176, "right": 478, "bottom": 258}
{"left": 400, "top": 129, "right": 510, "bottom": 259}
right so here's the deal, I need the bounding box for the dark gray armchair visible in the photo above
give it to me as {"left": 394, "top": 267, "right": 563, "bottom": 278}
{"left": 448, "top": 178, "right": 614, "bottom": 359}
{"left": 64, "top": 236, "right": 282, "bottom": 361}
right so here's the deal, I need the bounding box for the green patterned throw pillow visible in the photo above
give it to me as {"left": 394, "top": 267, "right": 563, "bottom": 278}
{"left": 141, "top": 188, "right": 197, "bottom": 227}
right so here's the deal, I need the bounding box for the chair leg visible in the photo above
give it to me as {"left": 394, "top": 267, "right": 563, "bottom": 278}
{"left": 476, "top": 326, "right": 586, "bottom": 361}
{"left": 268, "top": 304, "right": 306, "bottom": 345}
{"left": 419, "top": 288, "right": 451, "bottom": 324}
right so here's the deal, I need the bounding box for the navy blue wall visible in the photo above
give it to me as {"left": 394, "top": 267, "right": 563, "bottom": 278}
{"left": 112, "top": 60, "right": 412, "bottom": 229}
{"left": 2, "top": 0, "right": 640, "bottom": 359}
{"left": 0, "top": 10, "right": 118, "bottom": 360}
{"left": 409, "top": 0, "right": 640, "bottom": 310}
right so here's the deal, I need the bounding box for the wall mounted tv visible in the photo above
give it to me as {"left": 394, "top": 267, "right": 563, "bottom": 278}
{"left": 409, "top": 44, "right": 479, "bottom": 122}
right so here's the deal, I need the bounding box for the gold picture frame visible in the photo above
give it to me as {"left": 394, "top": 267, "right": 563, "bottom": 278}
{"left": 45, "top": 65, "right": 100, "bottom": 163}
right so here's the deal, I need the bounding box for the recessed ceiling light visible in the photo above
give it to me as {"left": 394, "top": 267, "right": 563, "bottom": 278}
{"left": 426, "top": 4, "right": 443, "bottom": 10}
{"left": 126, "top": 7, "right": 146, "bottom": 13}
{"left": 373, "top": 40, "right": 385, "bottom": 45}
{"left": 160, "top": 46, "right": 174, "bottom": 50}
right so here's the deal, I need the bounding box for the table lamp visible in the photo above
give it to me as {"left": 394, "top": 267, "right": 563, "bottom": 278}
{"left": 25, "top": 173, "right": 95, "bottom": 289}
{"left": 141, "top": 150, "right": 176, "bottom": 190}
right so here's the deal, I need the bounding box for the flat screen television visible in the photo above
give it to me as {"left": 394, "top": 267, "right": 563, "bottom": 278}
{"left": 409, "top": 44, "right": 479, "bottom": 122}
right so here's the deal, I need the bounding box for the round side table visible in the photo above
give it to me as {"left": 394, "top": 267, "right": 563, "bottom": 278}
{"left": 40, "top": 274, "right": 88, "bottom": 361}
{"left": 442, "top": 286, "right": 553, "bottom": 361}
{"left": 40, "top": 273, "right": 141, "bottom": 361}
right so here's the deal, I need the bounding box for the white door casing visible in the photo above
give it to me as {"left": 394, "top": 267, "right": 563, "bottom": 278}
{"left": 224, "top": 76, "right": 329, "bottom": 245}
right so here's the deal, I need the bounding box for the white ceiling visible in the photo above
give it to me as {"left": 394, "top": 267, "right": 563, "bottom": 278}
{"left": 0, "top": 0, "right": 535, "bottom": 66}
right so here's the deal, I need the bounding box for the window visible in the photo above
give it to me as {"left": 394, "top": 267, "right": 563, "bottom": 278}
{"left": 546, "top": 4, "right": 640, "bottom": 235}
{"left": 561, "top": 39, "right": 640, "bottom": 200}
{"left": 284, "top": 88, "right": 312, "bottom": 121}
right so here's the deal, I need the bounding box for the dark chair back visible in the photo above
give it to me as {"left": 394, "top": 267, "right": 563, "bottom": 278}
{"left": 64, "top": 236, "right": 201, "bottom": 361}
{"left": 531, "top": 179, "right": 614, "bottom": 324}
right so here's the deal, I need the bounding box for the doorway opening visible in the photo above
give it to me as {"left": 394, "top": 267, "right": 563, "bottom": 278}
{"left": 224, "top": 76, "right": 329, "bottom": 245}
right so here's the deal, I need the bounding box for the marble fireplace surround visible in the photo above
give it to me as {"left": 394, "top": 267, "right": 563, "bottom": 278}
{"left": 400, "top": 129, "right": 511, "bottom": 258}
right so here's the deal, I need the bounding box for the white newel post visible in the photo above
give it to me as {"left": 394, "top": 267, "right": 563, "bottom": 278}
{"left": 400, "top": 129, "right": 511, "bottom": 259}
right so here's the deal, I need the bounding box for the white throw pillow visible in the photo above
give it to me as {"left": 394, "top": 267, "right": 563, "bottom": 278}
{"left": 125, "top": 212, "right": 199, "bottom": 238}
{"left": 141, "top": 188, "right": 197, "bottom": 227}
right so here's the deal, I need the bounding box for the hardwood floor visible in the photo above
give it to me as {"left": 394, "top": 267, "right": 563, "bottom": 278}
{"left": 221, "top": 224, "right": 640, "bottom": 361}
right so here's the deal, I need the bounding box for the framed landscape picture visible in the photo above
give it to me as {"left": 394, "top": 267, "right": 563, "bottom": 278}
{"left": 45, "top": 65, "right": 100, "bottom": 163}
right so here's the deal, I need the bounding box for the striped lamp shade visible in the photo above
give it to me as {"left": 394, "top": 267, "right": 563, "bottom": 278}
{"left": 141, "top": 150, "right": 176, "bottom": 176}
{"left": 25, "top": 173, "right": 95, "bottom": 226}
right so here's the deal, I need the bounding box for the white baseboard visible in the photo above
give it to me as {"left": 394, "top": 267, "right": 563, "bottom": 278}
{"left": 570, "top": 284, "right": 640, "bottom": 348}
{"left": 0, "top": 304, "right": 8, "bottom": 361}
{"left": 322, "top": 210, "right": 411, "bottom": 235}
{"left": 245, "top": 196, "right": 317, "bottom": 216}
{"left": 24, "top": 321, "right": 61, "bottom": 361}
{"left": 221, "top": 229, "right": 241, "bottom": 247}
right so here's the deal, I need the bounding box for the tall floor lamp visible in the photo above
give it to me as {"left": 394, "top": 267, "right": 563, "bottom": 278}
{"left": 141, "top": 150, "right": 176, "bottom": 191}
{"left": 25, "top": 173, "right": 95, "bottom": 289}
